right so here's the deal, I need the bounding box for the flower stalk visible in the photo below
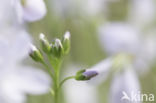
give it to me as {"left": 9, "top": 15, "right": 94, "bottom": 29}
{"left": 29, "top": 31, "right": 98, "bottom": 103}
{"left": 29, "top": 32, "right": 73, "bottom": 103}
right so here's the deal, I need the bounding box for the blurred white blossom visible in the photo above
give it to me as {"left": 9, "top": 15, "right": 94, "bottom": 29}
{"left": 0, "top": 29, "right": 51, "bottom": 103}
{"left": 85, "top": 22, "right": 156, "bottom": 102}
{"left": 109, "top": 66, "right": 140, "bottom": 103}
{"left": 98, "top": 22, "right": 141, "bottom": 55}
{"left": 13, "top": 0, "right": 47, "bottom": 22}
{"left": 98, "top": 22, "right": 156, "bottom": 73}
{"left": 0, "top": 0, "right": 17, "bottom": 29}
{"left": 128, "top": 0, "right": 155, "bottom": 28}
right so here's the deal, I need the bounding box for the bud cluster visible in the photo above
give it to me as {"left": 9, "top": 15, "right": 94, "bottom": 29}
{"left": 29, "top": 31, "right": 70, "bottom": 62}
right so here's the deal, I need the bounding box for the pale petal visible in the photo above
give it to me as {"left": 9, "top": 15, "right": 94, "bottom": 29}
{"left": 128, "top": 0, "right": 155, "bottom": 28}
{"left": 14, "top": 66, "right": 51, "bottom": 94}
{"left": 22, "top": 0, "right": 47, "bottom": 22}
{"left": 134, "top": 33, "right": 156, "bottom": 75}
{"left": 14, "top": 0, "right": 24, "bottom": 23}
{"left": 0, "top": 38, "right": 9, "bottom": 67}
{"left": 0, "top": 28, "right": 31, "bottom": 67}
{"left": 98, "top": 23, "right": 140, "bottom": 55}
{"left": 1, "top": 73, "right": 26, "bottom": 103}
{"left": 1, "top": 66, "right": 51, "bottom": 100}
{"left": 109, "top": 66, "right": 141, "bottom": 103}
{"left": 11, "top": 31, "right": 31, "bottom": 62}
{"left": 13, "top": 0, "right": 46, "bottom": 22}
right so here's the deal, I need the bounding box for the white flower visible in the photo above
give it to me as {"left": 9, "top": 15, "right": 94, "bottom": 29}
{"left": 134, "top": 31, "right": 156, "bottom": 74}
{"left": 0, "top": 0, "right": 17, "bottom": 28}
{"left": 13, "top": 0, "right": 47, "bottom": 22}
{"left": 98, "top": 22, "right": 156, "bottom": 73}
{"left": 109, "top": 66, "right": 141, "bottom": 103}
{"left": 94, "top": 22, "right": 156, "bottom": 102}
{"left": 98, "top": 22, "right": 141, "bottom": 55}
{"left": 128, "top": 0, "right": 155, "bottom": 28}
{"left": 0, "top": 29, "right": 51, "bottom": 103}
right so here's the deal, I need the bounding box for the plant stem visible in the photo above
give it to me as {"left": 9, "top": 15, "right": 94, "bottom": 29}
{"left": 53, "top": 61, "right": 61, "bottom": 103}
{"left": 59, "top": 76, "right": 75, "bottom": 88}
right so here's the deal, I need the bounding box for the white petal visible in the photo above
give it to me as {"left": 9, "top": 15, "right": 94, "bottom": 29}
{"left": 0, "top": 28, "right": 31, "bottom": 66}
{"left": 1, "top": 66, "right": 51, "bottom": 100}
{"left": 14, "top": 67, "right": 51, "bottom": 94}
{"left": 134, "top": 33, "right": 156, "bottom": 75}
{"left": 1, "top": 73, "right": 26, "bottom": 103}
{"left": 11, "top": 31, "right": 32, "bottom": 62}
{"left": 13, "top": 0, "right": 24, "bottom": 23}
{"left": 128, "top": 0, "right": 155, "bottom": 28}
{"left": 22, "top": 0, "right": 47, "bottom": 22}
{"left": 98, "top": 22, "right": 141, "bottom": 55}
{"left": 109, "top": 66, "right": 141, "bottom": 103}
{"left": 0, "top": 38, "right": 9, "bottom": 67}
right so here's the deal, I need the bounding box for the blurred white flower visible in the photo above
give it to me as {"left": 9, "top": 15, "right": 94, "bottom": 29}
{"left": 98, "top": 22, "right": 141, "bottom": 55}
{"left": 0, "top": 29, "right": 51, "bottom": 103}
{"left": 0, "top": 0, "right": 17, "bottom": 29}
{"left": 109, "top": 66, "right": 141, "bottom": 103}
{"left": 86, "top": 22, "right": 156, "bottom": 102}
{"left": 128, "top": 0, "right": 155, "bottom": 28}
{"left": 13, "top": 0, "right": 47, "bottom": 22}
{"left": 134, "top": 30, "right": 156, "bottom": 74}
{"left": 98, "top": 22, "right": 156, "bottom": 73}
{"left": 64, "top": 64, "right": 98, "bottom": 103}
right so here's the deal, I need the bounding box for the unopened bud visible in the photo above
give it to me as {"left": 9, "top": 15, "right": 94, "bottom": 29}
{"left": 29, "top": 44, "right": 43, "bottom": 62}
{"left": 62, "top": 31, "right": 70, "bottom": 54}
{"left": 39, "top": 33, "right": 51, "bottom": 54}
{"left": 51, "top": 39, "right": 64, "bottom": 58}
{"left": 75, "top": 69, "right": 98, "bottom": 81}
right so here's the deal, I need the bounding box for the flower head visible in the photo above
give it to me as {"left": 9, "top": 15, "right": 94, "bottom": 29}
{"left": 13, "top": 0, "right": 47, "bottom": 22}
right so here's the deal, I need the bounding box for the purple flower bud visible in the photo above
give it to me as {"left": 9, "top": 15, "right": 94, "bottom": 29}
{"left": 83, "top": 71, "right": 98, "bottom": 80}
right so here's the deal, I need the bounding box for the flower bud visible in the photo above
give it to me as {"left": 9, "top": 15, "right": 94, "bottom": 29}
{"left": 29, "top": 44, "right": 43, "bottom": 62}
{"left": 75, "top": 69, "right": 98, "bottom": 81}
{"left": 39, "top": 33, "right": 51, "bottom": 54}
{"left": 62, "top": 31, "right": 70, "bottom": 54}
{"left": 51, "top": 39, "right": 64, "bottom": 58}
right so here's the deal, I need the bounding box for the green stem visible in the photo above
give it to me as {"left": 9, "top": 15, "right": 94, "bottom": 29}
{"left": 59, "top": 76, "right": 75, "bottom": 88}
{"left": 50, "top": 88, "right": 55, "bottom": 96}
{"left": 53, "top": 61, "right": 61, "bottom": 103}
